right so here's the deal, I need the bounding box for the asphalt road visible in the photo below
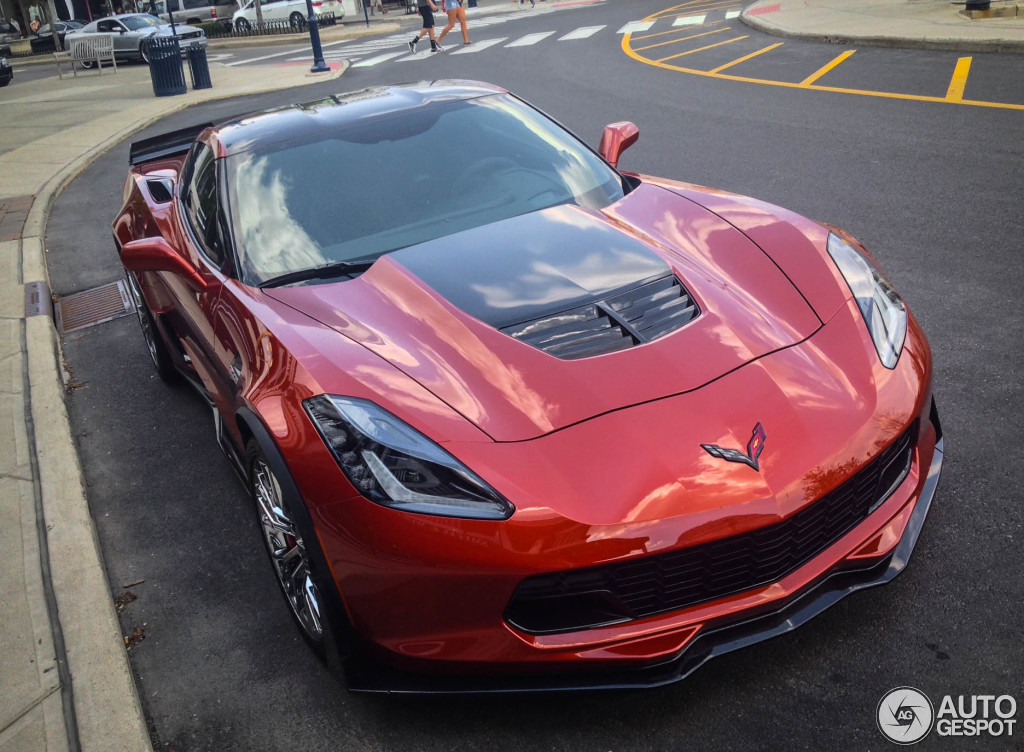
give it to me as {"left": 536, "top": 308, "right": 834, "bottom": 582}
{"left": 46, "top": 0, "right": 1024, "bottom": 749}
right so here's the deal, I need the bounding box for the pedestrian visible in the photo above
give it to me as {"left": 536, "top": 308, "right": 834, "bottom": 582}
{"left": 7, "top": 16, "right": 20, "bottom": 35}
{"left": 408, "top": 0, "right": 441, "bottom": 53}
{"left": 436, "top": 0, "right": 467, "bottom": 46}
{"left": 514, "top": 0, "right": 534, "bottom": 8}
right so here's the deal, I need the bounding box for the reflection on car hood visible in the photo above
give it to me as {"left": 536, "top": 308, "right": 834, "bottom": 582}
{"left": 265, "top": 184, "right": 823, "bottom": 442}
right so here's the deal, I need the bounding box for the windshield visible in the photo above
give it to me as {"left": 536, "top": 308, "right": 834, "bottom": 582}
{"left": 122, "top": 14, "right": 164, "bottom": 29}
{"left": 224, "top": 93, "right": 626, "bottom": 286}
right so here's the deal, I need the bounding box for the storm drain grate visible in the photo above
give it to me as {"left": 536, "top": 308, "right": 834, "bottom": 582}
{"left": 56, "top": 280, "right": 133, "bottom": 333}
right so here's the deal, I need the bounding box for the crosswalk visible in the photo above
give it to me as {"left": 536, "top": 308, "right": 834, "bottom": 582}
{"left": 299, "top": 6, "right": 742, "bottom": 69}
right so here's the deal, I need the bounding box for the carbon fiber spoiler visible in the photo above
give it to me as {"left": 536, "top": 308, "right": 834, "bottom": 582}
{"left": 129, "top": 122, "right": 213, "bottom": 166}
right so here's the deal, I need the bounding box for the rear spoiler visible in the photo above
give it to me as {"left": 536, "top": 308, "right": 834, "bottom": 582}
{"left": 129, "top": 122, "right": 213, "bottom": 166}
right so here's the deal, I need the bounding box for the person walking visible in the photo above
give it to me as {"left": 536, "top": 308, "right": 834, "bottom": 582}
{"left": 409, "top": 0, "right": 441, "bottom": 53}
{"left": 436, "top": 0, "right": 468, "bottom": 46}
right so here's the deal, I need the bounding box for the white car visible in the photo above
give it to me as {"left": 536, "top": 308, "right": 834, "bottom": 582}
{"left": 232, "top": 0, "right": 343, "bottom": 31}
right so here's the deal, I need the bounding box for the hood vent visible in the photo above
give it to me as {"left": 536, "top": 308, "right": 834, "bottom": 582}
{"left": 501, "top": 274, "right": 699, "bottom": 360}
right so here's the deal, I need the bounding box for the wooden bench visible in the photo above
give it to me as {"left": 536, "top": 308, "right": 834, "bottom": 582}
{"left": 53, "top": 35, "right": 117, "bottom": 78}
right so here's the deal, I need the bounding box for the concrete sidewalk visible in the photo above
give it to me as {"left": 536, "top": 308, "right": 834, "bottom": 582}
{"left": 742, "top": 0, "right": 1024, "bottom": 53}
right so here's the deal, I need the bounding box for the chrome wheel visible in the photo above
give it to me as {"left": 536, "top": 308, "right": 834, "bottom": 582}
{"left": 251, "top": 456, "right": 323, "bottom": 642}
{"left": 126, "top": 273, "right": 160, "bottom": 368}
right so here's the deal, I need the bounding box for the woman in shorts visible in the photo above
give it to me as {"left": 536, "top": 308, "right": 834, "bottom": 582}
{"left": 437, "top": 0, "right": 468, "bottom": 46}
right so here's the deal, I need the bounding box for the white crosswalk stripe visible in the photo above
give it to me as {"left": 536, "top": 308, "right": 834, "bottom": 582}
{"left": 449, "top": 37, "right": 507, "bottom": 54}
{"left": 352, "top": 51, "right": 407, "bottom": 67}
{"left": 397, "top": 49, "right": 438, "bottom": 61}
{"left": 558, "top": 25, "right": 604, "bottom": 41}
{"left": 618, "top": 21, "right": 652, "bottom": 34}
{"left": 673, "top": 14, "right": 705, "bottom": 26}
{"left": 725, "top": 9, "right": 741, "bottom": 19}
{"left": 506, "top": 31, "right": 554, "bottom": 47}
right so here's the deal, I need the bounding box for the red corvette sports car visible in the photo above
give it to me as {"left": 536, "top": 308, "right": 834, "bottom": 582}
{"left": 113, "top": 81, "right": 943, "bottom": 692}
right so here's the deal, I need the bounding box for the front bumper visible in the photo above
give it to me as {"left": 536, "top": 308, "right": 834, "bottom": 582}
{"left": 343, "top": 436, "right": 943, "bottom": 693}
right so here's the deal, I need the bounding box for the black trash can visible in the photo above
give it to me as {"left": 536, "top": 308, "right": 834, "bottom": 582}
{"left": 146, "top": 37, "right": 186, "bottom": 97}
{"left": 186, "top": 45, "right": 212, "bottom": 90}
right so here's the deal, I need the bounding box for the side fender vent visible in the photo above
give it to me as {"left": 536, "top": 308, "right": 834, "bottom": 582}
{"left": 145, "top": 178, "right": 174, "bottom": 203}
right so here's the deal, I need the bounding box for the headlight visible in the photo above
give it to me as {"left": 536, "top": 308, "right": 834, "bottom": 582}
{"left": 827, "top": 232, "right": 907, "bottom": 369}
{"left": 304, "top": 395, "right": 513, "bottom": 521}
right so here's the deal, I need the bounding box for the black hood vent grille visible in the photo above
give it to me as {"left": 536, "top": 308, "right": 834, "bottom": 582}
{"left": 501, "top": 274, "right": 699, "bottom": 360}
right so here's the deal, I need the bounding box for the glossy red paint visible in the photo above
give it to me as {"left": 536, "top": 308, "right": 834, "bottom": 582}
{"left": 111, "top": 84, "right": 940, "bottom": 687}
{"left": 598, "top": 121, "right": 640, "bottom": 169}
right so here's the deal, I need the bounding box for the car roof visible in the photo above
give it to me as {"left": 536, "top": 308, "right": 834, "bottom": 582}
{"left": 211, "top": 81, "right": 509, "bottom": 157}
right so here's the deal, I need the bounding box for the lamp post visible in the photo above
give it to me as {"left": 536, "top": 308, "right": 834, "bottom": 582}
{"left": 304, "top": 0, "right": 328, "bottom": 73}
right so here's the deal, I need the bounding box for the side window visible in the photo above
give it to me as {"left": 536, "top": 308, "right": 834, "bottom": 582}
{"left": 97, "top": 20, "right": 114, "bottom": 31}
{"left": 182, "top": 144, "right": 226, "bottom": 267}
{"left": 184, "top": 0, "right": 208, "bottom": 10}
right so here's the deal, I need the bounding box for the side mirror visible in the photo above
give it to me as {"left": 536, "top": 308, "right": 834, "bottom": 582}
{"left": 121, "top": 237, "right": 210, "bottom": 291}
{"left": 598, "top": 121, "right": 640, "bottom": 170}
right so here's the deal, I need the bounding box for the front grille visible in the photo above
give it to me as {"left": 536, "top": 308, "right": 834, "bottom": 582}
{"left": 179, "top": 31, "right": 202, "bottom": 39}
{"left": 500, "top": 274, "right": 698, "bottom": 360}
{"left": 506, "top": 424, "right": 918, "bottom": 634}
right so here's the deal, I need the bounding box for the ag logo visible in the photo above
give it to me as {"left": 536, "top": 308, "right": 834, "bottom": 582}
{"left": 877, "top": 687, "right": 935, "bottom": 745}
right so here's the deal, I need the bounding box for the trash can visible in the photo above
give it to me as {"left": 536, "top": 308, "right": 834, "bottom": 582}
{"left": 146, "top": 36, "right": 186, "bottom": 97}
{"left": 186, "top": 45, "right": 212, "bottom": 90}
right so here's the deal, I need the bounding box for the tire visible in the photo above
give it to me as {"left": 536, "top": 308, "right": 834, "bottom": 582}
{"left": 289, "top": 11, "right": 306, "bottom": 27}
{"left": 247, "top": 440, "right": 349, "bottom": 661}
{"left": 125, "top": 271, "right": 178, "bottom": 383}
{"left": 139, "top": 41, "right": 149, "bottom": 64}
{"left": 234, "top": 17, "right": 251, "bottom": 31}
{"left": 79, "top": 59, "right": 94, "bottom": 69}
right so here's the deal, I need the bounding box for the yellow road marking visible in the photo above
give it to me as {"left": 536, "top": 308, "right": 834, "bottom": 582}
{"left": 799, "top": 50, "right": 856, "bottom": 87}
{"left": 621, "top": 6, "right": 1024, "bottom": 111}
{"left": 709, "top": 42, "right": 783, "bottom": 74}
{"left": 634, "top": 27, "right": 727, "bottom": 52}
{"left": 657, "top": 35, "right": 748, "bottom": 63}
{"left": 650, "top": 3, "right": 699, "bottom": 19}
{"left": 670, "top": 0, "right": 738, "bottom": 13}
{"left": 633, "top": 20, "right": 723, "bottom": 41}
{"left": 946, "top": 57, "right": 972, "bottom": 102}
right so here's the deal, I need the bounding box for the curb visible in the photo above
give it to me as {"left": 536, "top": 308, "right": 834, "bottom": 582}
{"left": 18, "top": 60, "right": 348, "bottom": 752}
{"left": 740, "top": 4, "right": 1024, "bottom": 54}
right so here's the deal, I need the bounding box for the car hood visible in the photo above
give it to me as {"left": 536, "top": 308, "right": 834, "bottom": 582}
{"left": 265, "top": 183, "right": 823, "bottom": 442}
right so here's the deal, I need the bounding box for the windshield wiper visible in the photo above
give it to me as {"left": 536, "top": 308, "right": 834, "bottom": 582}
{"left": 258, "top": 258, "right": 378, "bottom": 289}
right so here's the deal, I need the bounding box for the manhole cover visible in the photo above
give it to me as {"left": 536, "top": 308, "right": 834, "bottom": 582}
{"left": 56, "top": 280, "right": 133, "bottom": 333}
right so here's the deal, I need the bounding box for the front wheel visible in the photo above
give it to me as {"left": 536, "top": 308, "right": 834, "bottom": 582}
{"left": 248, "top": 441, "right": 326, "bottom": 651}
{"left": 79, "top": 59, "right": 94, "bottom": 69}
{"left": 234, "top": 17, "right": 251, "bottom": 31}
{"left": 139, "top": 41, "right": 150, "bottom": 64}
{"left": 289, "top": 11, "right": 306, "bottom": 27}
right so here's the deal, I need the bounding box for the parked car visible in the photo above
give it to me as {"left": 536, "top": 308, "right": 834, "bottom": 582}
{"left": 28, "top": 20, "right": 84, "bottom": 54}
{"left": 65, "top": 13, "right": 206, "bottom": 66}
{"left": 150, "top": 0, "right": 236, "bottom": 30}
{"left": 0, "top": 56, "right": 12, "bottom": 86}
{"left": 0, "top": 19, "right": 19, "bottom": 56}
{"left": 112, "top": 82, "right": 943, "bottom": 692}
{"left": 232, "top": 0, "right": 343, "bottom": 31}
